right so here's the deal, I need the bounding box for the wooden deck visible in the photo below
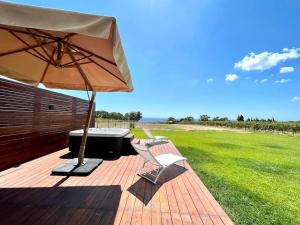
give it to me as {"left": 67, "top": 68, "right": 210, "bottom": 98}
{"left": 0, "top": 140, "right": 234, "bottom": 225}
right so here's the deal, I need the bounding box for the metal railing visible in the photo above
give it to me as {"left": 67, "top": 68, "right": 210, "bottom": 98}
{"left": 94, "top": 119, "right": 174, "bottom": 130}
{"left": 95, "top": 119, "right": 135, "bottom": 129}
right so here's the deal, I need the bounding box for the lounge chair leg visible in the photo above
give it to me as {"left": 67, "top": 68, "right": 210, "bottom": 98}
{"left": 153, "top": 166, "right": 165, "bottom": 184}
{"left": 138, "top": 163, "right": 164, "bottom": 184}
{"left": 138, "top": 160, "right": 147, "bottom": 175}
{"left": 131, "top": 142, "right": 187, "bottom": 185}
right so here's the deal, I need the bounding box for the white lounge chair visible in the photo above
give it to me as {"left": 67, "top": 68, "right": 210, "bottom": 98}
{"left": 131, "top": 142, "right": 187, "bottom": 184}
{"left": 142, "top": 128, "right": 168, "bottom": 143}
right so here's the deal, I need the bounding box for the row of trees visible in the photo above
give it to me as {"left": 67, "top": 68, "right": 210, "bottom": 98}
{"left": 166, "top": 116, "right": 195, "bottom": 124}
{"left": 200, "top": 115, "right": 229, "bottom": 121}
{"left": 95, "top": 110, "right": 142, "bottom": 121}
{"left": 167, "top": 114, "right": 278, "bottom": 123}
{"left": 237, "top": 115, "right": 276, "bottom": 122}
{"left": 200, "top": 114, "right": 276, "bottom": 122}
{"left": 165, "top": 114, "right": 300, "bottom": 133}
{"left": 199, "top": 121, "right": 300, "bottom": 134}
{"left": 166, "top": 115, "right": 230, "bottom": 124}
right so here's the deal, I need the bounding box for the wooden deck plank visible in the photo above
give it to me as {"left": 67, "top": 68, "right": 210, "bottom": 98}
{"left": 117, "top": 156, "right": 141, "bottom": 225}
{"left": 0, "top": 140, "right": 233, "bottom": 225}
{"left": 130, "top": 179, "right": 145, "bottom": 225}
{"left": 160, "top": 142, "right": 193, "bottom": 225}
{"left": 169, "top": 142, "right": 229, "bottom": 218}
{"left": 109, "top": 155, "right": 136, "bottom": 225}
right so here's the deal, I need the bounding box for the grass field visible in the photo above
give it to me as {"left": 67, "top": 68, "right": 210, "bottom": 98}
{"left": 132, "top": 129, "right": 300, "bottom": 225}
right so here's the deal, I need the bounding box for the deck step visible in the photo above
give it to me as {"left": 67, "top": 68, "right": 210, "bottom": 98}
{"left": 124, "top": 133, "right": 134, "bottom": 139}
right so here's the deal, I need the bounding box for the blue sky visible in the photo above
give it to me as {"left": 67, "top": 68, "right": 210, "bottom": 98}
{"left": 5, "top": 0, "right": 300, "bottom": 120}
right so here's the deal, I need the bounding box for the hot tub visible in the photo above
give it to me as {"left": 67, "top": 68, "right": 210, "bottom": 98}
{"left": 69, "top": 128, "right": 130, "bottom": 157}
{"left": 70, "top": 128, "right": 129, "bottom": 137}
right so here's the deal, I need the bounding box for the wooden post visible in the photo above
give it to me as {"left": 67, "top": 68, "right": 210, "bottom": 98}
{"left": 78, "top": 91, "right": 96, "bottom": 165}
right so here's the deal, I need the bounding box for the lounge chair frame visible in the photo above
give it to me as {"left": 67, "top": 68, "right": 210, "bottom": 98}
{"left": 142, "top": 128, "right": 168, "bottom": 143}
{"left": 132, "top": 142, "right": 186, "bottom": 184}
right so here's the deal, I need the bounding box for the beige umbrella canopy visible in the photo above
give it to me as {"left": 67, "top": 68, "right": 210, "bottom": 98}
{"left": 0, "top": 1, "right": 132, "bottom": 91}
{"left": 0, "top": 1, "right": 133, "bottom": 167}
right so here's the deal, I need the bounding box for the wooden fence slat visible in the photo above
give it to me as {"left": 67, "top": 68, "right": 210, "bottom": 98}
{"left": 0, "top": 77, "right": 95, "bottom": 170}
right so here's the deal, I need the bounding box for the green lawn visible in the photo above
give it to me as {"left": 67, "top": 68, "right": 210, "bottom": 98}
{"left": 132, "top": 129, "right": 300, "bottom": 225}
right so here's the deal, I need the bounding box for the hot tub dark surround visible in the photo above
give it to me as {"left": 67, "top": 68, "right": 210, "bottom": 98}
{"left": 69, "top": 128, "right": 135, "bottom": 157}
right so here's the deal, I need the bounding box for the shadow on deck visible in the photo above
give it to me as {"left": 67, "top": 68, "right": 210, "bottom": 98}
{"left": 0, "top": 185, "right": 121, "bottom": 225}
{"left": 0, "top": 140, "right": 234, "bottom": 225}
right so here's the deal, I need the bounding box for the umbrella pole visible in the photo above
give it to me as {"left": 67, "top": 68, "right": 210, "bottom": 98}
{"left": 77, "top": 91, "right": 96, "bottom": 165}
{"left": 52, "top": 91, "right": 102, "bottom": 175}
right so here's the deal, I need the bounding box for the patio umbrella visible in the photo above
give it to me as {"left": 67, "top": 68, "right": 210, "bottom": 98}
{"left": 0, "top": 1, "right": 133, "bottom": 173}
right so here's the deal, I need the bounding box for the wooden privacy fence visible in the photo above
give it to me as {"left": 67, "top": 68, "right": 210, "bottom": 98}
{"left": 0, "top": 78, "right": 94, "bottom": 170}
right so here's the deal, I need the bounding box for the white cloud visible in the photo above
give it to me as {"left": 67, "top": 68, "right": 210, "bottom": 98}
{"left": 260, "top": 79, "right": 268, "bottom": 83}
{"left": 280, "top": 66, "right": 294, "bottom": 73}
{"left": 206, "top": 78, "right": 214, "bottom": 84}
{"left": 254, "top": 79, "right": 259, "bottom": 83}
{"left": 292, "top": 96, "right": 300, "bottom": 102}
{"left": 225, "top": 73, "right": 238, "bottom": 82}
{"left": 275, "top": 78, "right": 290, "bottom": 84}
{"left": 234, "top": 48, "right": 300, "bottom": 71}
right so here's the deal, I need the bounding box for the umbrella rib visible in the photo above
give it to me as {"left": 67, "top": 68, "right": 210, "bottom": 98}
{"left": 0, "top": 39, "right": 56, "bottom": 58}
{"left": 63, "top": 33, "right": 77, "bottom": 41}
{"left": 29, "top": 28, "right": 55, "bottom": 38}
{"left": 66, "top": 45, "right": 93, "bottom": 91}
{"left": 61, "top": 54, "right": 93, "bottom": 67}
{"left": 9, "top": 31, "right": 47, "bottom": 61}
{"left": 24, "top": 49, "right": 52, "bottom": 64}
{"left": 1, "top": 40, "right": 51, "bottom": 64}
{"left": 68, "top": 43, "right": 117, "bottom": 66}
{"left": 63, "top": 61, "right": 92, "bottom": 68}
{"left": 26, "top": 28, "right": 55, "bottom": 64}
{"left": 38, "top": 47, "right": 57, "bottom": 86}
{"left": 0, "top": 26, "right": 55, "bottom": 40}
{"left": 30, "top": 28, "right": 77, "bottom": 41}
{"left": 88, "top": 56, "right": 127, "bottom": 85}
{"left": 68, "top": 45, "right": 127, "bottom": 85}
